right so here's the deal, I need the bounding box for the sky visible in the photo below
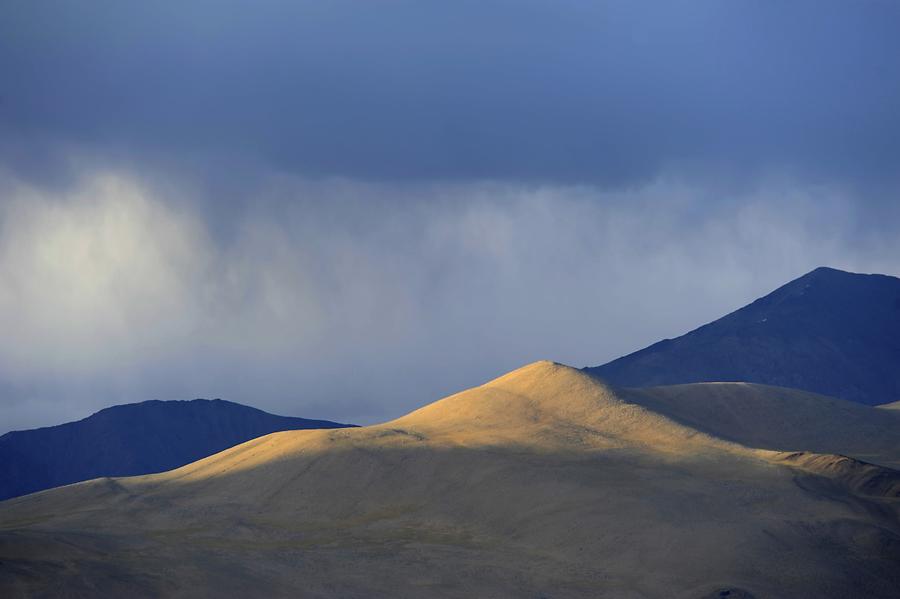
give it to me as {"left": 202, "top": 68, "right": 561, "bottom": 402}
{"left": 1, "top": 1, "right": 899, "bottom": 430}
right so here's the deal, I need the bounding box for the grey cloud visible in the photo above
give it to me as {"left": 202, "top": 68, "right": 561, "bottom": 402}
{"left": 0, "top": 169, "right": 897, "bottom": 431}
{"left": 1, "top": 2, "right": 899, "bottom": 432}
{"left": 1, "top": 1, "right": 899, "bottom": 189}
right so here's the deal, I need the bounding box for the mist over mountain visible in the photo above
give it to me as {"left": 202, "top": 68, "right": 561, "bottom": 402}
{"left": 0, "top": 399, "right": 353, "bottom": 501}
{"left": 587, "top": 267, "right": 900, "bottom": 405}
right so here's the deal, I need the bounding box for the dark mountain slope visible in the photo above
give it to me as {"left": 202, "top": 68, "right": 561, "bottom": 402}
{"left": 587, "top": 267, "right": 900, "bottom": 405}
{"left": 0, "top": 399, "right": 353, "bottom": 501}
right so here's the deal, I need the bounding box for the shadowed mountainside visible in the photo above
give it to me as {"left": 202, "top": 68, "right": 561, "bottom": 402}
{"left": 621, "top": 382, "right": 900, "bottom": 469}
{"left": 586, "top": 267, "right": 900, "bottom": 405}
{"left": 0, "top": 399, "right": 354, "bottom": 501}
{"left": 1, "top": 362, "right": 898, "bottom": 598}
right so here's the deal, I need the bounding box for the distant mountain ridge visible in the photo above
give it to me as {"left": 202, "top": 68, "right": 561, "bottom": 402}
{"left": 586, "top": 267, "right": 900, "bottom": 405}
{"left": 3, "top": 361, "right": 899, "bottom": 597}
{"left": 0, "top": 398, "right": 354, "bottom": 501}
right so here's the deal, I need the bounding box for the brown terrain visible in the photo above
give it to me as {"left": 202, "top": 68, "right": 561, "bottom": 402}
{"left": 1, "top": 361, "right": 898, "bottom": 598}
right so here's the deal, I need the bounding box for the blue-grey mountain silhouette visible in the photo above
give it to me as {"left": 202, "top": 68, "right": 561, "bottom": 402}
{"left": 0, "top": 399, "right": 353, "bottom": 501}
{"left": 586, "top": 267, "right": 900, "bottom": 405}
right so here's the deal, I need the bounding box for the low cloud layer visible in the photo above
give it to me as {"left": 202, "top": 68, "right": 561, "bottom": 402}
{"left": 1, "top": 168, "right": 897, "bottom": 430}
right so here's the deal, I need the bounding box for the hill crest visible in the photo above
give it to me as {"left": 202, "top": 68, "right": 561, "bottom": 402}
{"left": 0, "top": 398, "right": 353, "bottom": 501}
{"left": 3, "top": 360, "right": 900, "bottom": 597}
{"left": 586, "top": 267, "right": 900, "bottom": 405}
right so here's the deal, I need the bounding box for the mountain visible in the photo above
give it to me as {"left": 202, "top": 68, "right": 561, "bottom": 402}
{"left": 0, "top": 399, "right": 354, "bottom": 501}
{"left": 621, "top": 382, "right": 900, "bottom": 469}
{"left": 2, "top": 361, "right": 898, "bottom": 598}
{"left": 586, "top": 267, "right": 900, "bottom": 405}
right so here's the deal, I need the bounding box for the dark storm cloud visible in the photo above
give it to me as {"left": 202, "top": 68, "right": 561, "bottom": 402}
{"left": 1, "top": 2, "right": 899, "bottom": 432}
{"left": 1, "top": 0, "right": 899, "bottom": 188}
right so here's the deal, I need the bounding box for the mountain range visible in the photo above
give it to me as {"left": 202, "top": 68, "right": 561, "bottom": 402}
{"left": 2, "top": 266, "right": 900, "bottom": 597}
{"left": 1, "top": 361, "right": 898, "bottom": 597}
{"left": 586, "top": 267, "right": 900, "bottom": 405}
{"left": 0, "top": 399, "right": 353, "bottom": 501}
